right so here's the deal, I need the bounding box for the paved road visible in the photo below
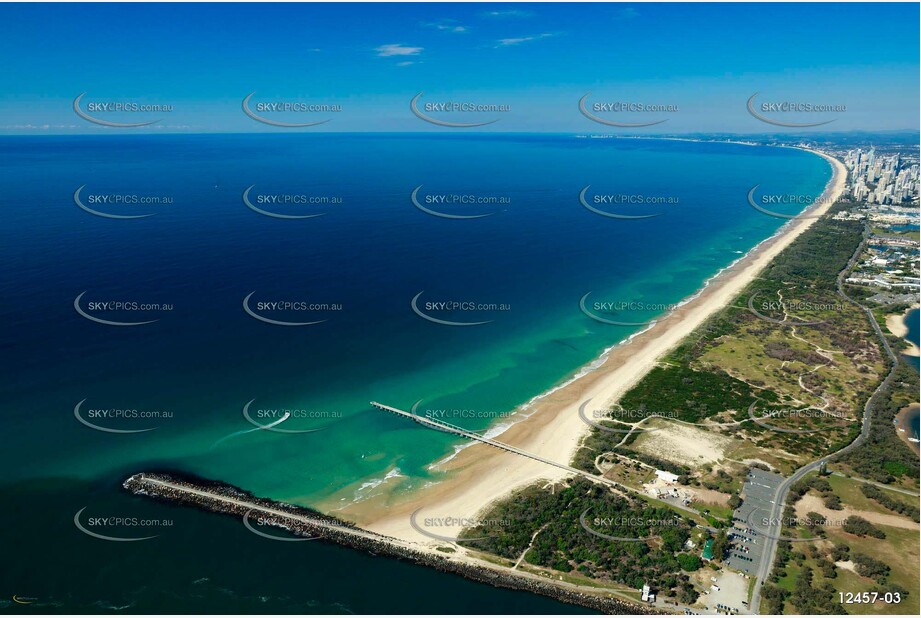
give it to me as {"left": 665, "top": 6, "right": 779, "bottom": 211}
{"left": 830, "top": 471, "right": 920, "bottom": 497}
{"left": 750, "top": 228, "right": 902, "bottom": 612}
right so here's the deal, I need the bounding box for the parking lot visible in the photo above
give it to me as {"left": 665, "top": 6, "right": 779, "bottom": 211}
{"left": 725, "top": 468, "right": 784, "bottom": 575}
{"left": 701, "top": 570, "right": 751, "bottom": 615}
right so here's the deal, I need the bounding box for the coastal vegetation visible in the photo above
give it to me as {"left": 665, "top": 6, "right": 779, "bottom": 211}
{"left": 770, "top": 472, "right": 919, "bottom": 615}
{"left": 461, "top": 478, "right": 699, "bottom": 603}
{"left": 842, "top": 515, "right": 887, "bottom": 539}
{"left": 462, "top": 200, "right": 917, "bottom": 612}
{"left": 859, "top": 484, "right": 920, "bottom": 521}
{"left": 573, "top": 204, "right": 878, "bottom": 487}
{"left": 772, "top": 206, "right": 921, "bottom": 613}
{"left": 615, "top": 365, "right": 756, "bottom": 425}
{"left": 838, "top": 360, "right": 920, "bottom": 483}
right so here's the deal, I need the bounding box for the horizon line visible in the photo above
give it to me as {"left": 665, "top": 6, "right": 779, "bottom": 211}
{"left": 1, "top": 129, "right": 919, "bottom": 138}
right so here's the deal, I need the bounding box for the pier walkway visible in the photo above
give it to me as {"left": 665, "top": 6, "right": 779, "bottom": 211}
{"left": 371, "top": 401, "right": 619, "bottom": 488}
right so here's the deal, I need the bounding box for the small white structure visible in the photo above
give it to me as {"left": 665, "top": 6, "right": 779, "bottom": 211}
{"left": 655, "top": 469, "right": 680, "bottom": 484}
{"left": 642, "top": 584, "right": 655, "bottom": 603}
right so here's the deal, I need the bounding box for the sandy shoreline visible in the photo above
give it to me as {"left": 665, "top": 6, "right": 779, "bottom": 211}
{"left": 336, "top": 147, "right": 848, "bottom": 547}
{"left": 886, "top": 306, "right": 920, "bottom": 356}
{"left": 895, "top": 404, "right": 920, "bottom": 455}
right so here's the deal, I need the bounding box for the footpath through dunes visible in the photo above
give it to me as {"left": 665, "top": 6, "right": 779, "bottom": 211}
{"left": 123, "top": 472, "right": 662, "bottom": 616}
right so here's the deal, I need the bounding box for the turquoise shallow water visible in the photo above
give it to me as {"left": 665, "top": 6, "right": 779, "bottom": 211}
{"left": 0, "top": 134, "right": 830, "bottom": 612}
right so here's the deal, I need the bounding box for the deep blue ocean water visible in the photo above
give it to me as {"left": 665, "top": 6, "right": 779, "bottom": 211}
{"left": 0, "top": 134, "right": 830, "bottom": 612}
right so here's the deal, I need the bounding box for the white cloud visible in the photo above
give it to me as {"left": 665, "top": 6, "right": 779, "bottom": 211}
{"left": 0, "top": 124, "right": 78, "bottom": 130}
{"left": 424, "top": 20, "right": 468, "bottom": 33}
{"left": 481, "top": 10, "right": 533, "bottom": 18}
{"left": 396, "top": 61, "right": 417, "bottom": 67}
{"left": 375, "top": 43, "right": 423, "bottom": 57}
{"left": 496, "top": 33, "right": 554, "bottom": 47}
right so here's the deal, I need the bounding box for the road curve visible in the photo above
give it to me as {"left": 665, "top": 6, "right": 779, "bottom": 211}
{"left": 750, "top": 228, "right": 900, "bottom": 612}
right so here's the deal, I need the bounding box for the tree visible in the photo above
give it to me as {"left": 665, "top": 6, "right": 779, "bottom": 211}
{"left": 711, "top": 530, "right": 729, "bottom": 562}
{"left": 805, "top": 512, "right": 826, "bottom": 531}
{"left": 842, "top": 516, "right": 886, "bottom": 539}
{"left": 676, "top": 553, "right": 702, "bottom": 572}
{"left": 831, "top": 543, "right": 850, "bottom": 562}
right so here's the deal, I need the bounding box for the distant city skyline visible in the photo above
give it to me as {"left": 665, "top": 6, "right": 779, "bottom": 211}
{"left": 1, "top": 2, "right": 918, "bottom": 134}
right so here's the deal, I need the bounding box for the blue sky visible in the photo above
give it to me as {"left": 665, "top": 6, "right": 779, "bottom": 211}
{"left": 0, "top": 2, "right": 918, "bottom": 134}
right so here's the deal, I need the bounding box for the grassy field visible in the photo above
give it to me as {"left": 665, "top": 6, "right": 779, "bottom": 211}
{"left": 770, "top": 473, "right": 920, "bottom": 615}
{"left": 698, "top": 293, "right": 884, "bottom": 461}
{"left": 827, "top": 474, "right": 918, "bottom": 517}
{"left": 724, "top": 442, "right": 802, "bottom": 475}
{"left": 692, "top": 501, "right": 733, "bottom": 521}
{"left": 824, "top": 525, "right": 920, "bottom": 615}
{"left": 597, "top": 455, "right": 656, "bottom": 487}
{"left": 774, "top": 560, "right": 802, "bottom": 594}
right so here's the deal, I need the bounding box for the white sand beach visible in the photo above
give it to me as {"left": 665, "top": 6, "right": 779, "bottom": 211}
{"left": 886, "top": 306, "right": 920, "bottom": 356}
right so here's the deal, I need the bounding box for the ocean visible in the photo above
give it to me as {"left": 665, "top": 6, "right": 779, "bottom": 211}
{"left": 0, "top": 134, "right": 830, "bottom": 612}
